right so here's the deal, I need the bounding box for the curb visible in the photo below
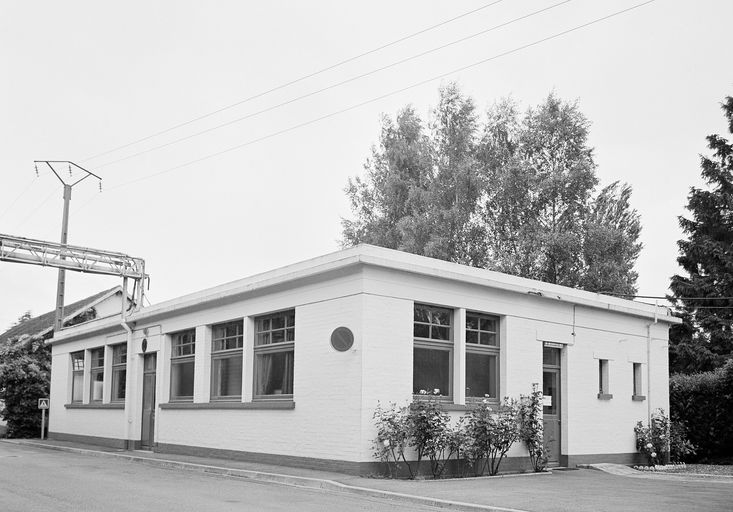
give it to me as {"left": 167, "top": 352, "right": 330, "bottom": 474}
{"left": 5, "top": 440, "right": 530, "bottom": 512}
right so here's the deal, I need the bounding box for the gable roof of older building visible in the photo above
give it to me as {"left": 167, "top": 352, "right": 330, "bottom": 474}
{"left": 0, "top": 286, "right": 122, "bottom": 345}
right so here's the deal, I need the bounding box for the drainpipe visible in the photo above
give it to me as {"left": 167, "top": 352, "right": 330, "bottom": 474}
{"left": 120, "top": 277, "right": 134, "bottom": 449}
{"left": 646, "top": 300, "right": 659, "bottom": 426}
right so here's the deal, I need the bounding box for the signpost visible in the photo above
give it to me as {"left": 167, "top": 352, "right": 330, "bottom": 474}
{"left": 38, "top": 398, "right": 49, "bottom": 440}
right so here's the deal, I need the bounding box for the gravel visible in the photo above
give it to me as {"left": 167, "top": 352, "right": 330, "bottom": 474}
{"left": 663, "top": 464, "right": 733, "bottom": 476}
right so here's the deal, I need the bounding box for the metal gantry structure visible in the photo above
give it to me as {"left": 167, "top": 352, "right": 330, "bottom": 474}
{"left": 0, "top": 233, "right": 148, "bottom": 327}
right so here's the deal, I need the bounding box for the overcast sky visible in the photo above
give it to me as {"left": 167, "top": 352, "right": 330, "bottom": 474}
{"left": 1, "top": 0, "right": 731, "bottom": 331}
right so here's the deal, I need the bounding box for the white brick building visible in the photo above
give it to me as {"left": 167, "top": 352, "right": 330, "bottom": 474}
{"left": 47, "top": 245, "right": 678, "bottom": 473}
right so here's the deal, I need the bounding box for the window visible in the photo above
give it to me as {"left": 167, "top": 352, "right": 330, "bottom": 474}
{"left": 71, "top": 351, "right": 84, "bottom": 403}
{"left": 632, "top": 362, "right": 645, "bottom": 400}
{"left": 89, "top": 348, "right": 104, "bottom": 402}
{"left": 465, "top": 312, "right": 499, "bottom": 400}
{"left": 111, "top": 344, "right": 127, "bottom": 402}
{"left": 211, "top": 320, "right": 244, "bottom": 400}
{"left": 170, "top": 329, "right": 196, "bottom": 401}
{"left": 598, "top": 359, "right": 612, "bottom": 399}
{"left": 254, "top": 310, "right": 294, "bottom": 398}
{"left": 413, "top": 304, "right": 452, "bottom": 397}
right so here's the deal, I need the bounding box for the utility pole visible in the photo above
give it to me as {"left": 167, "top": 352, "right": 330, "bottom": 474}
{"left": 34, "top": 161, "right": 102, "bottom": 333}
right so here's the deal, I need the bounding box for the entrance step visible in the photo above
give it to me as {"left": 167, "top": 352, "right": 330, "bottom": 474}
{"left": 577, "top": 463, "right": 638, "bottom": 476}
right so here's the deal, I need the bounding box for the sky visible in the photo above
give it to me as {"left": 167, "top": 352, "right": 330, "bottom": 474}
{"left": 1, "top": 0, "right": 732, "bottom": 332}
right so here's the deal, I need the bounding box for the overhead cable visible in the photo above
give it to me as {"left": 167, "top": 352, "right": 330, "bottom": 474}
{"left": 80, "top": 0, "right": 506, "bottom": 163}
{"left": 92, "top": 0, "right": 571, "bottom": 170}
{"left": 73, "top": 0, "right": 657, "bottom": 210}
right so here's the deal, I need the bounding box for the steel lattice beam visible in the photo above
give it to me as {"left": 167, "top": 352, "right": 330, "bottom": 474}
{"left": 0, "top": 233, "right": 146, "bottom": 280}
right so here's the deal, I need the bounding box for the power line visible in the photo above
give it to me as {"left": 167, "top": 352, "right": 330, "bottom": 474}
{"left": 80, "top": 0, "right": 506, "bottom": 163}
{"left": 14, "top": 185, "right": 61, "bottom": 229}
{"left": 92, "top": 0, "right": 571, "bottom": 171}
{"left": 610, "top": 294, "right": 733, "bottom": 300}
{"left": 0, "top": 174, "right": 43, "bottom": 222}
{"left": 74, "top": 0, "right": 657, "bottom": 212}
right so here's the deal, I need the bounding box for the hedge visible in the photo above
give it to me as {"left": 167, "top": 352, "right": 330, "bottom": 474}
{"left": 0, "top": 335, "right": 51, "bottom": 438}
{"left": 669, "top": 359, "right": 733, "bottom": 461}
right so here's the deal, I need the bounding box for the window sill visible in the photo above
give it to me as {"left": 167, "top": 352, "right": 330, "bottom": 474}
{"left": 409, "top": 400, "right": 497, "bottom": 412}
{"left": 65, "top": 402, "right": 125, "bottom": 409}
{"left": 632, "top": 394, "right": 646, "bottom": 402}
{"left": 597, "top": 393, "right": 613, "bottom": 400}
{"left": 440, "top": 404, "right": 470, "bottom": 411}
{"left": 159, "top": 401, "right": 295, "bottom": 410}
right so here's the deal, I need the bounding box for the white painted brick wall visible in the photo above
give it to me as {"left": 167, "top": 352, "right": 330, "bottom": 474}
{"left": 50, "top": 262, "right": 673, "bottom": 464}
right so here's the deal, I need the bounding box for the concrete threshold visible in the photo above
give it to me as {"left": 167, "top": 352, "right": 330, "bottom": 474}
{"left": 5, "top": 439, "right": 531, "bottom": 512}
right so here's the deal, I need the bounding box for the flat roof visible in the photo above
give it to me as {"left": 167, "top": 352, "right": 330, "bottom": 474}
{"left": 50, "top": 244, "right": 679, "bottom": 343}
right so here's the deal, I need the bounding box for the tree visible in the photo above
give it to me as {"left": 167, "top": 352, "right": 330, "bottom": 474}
{"left": 0, "top": 334, "right": 51, "bottom": 437}
{"left": 6, "top": 311, "right": 32, "bottom": 332}
{"left": 669, "top": 96, "right": 733, "bottom": 374}
{"left": 343, "top": 85, "right": 642, "bottom": 295}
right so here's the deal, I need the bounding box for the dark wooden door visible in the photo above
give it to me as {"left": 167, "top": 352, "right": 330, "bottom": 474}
{"left": 141, "top": 353, "right": 157, "bottom": 450}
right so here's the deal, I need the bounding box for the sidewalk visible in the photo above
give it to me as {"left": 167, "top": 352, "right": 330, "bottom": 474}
{"left": 6, "top": 438, "right": 733, "bottom": 512}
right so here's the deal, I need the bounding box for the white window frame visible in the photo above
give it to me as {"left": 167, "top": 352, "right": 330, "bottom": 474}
{"left": 89, "top": 347, "right": 105, "bottom": 402}
{"left": 70, "top": 351, "right": 85, "bottom": 403}
{"left": 465, "top": 311, "right": 500, "bottom": 402}
{"left": 170, "top": 329, "right": 196, "bottom": 401}
{"left": 413, "top": 303, "right": 453, "bottom": 399}
{"left": 598, "top": 359, "right": 612, "bottom": 399}
{"left": 111, "top": 344, "right": 127, "bottom": 402}
{"left": 253, "top": 310, "right": 295, "bottom": 399}
{"left": 210, "top": 320, "right": 244, "bottom": 400}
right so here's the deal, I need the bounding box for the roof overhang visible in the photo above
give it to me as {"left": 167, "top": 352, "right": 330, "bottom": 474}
{"left": 50, "top": 245, "right": 680, "bottom": 344}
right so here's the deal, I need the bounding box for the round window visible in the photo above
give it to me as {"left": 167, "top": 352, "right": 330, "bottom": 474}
{"left": 330, "top": 327, "right": 354, "bottom": 352}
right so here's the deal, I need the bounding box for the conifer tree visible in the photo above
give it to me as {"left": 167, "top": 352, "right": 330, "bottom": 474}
{"left": 669, "top": 96, "right": 733, "bottom": 374}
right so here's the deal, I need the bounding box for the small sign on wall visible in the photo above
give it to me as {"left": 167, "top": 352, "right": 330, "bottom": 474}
{"left": 542, "top": 395, "right": 553, "bottom": 407}
{"left": 543, "top": 342, "right": 564, "bottom": 349}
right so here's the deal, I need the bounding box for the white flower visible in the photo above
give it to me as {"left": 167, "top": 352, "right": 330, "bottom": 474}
{"left": 651, "top": 452, "right": 657, "bottom": 458}
{"left": 419, "top": 389, "right": 427, "bottom": 395}
{"left": 646, "top": 443, "right": 653, "bottom": 449}
{"left": 383, "top": 439, "right": 390, "bottom": 447}
{"left": 433, "top": 388, "right": 440, "bottom": 395}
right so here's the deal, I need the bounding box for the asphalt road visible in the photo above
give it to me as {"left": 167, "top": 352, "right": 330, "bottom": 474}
{"left": 0, "top": 443, "right": 438, "bottom": 512}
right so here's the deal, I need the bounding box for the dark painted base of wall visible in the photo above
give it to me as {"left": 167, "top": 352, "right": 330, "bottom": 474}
{"left": 49, "top": 431, "right": 128, "bottom": 450}
{"left": 562, "top": 452, "right": 646, "bottom": 467}
{"left": 156, "top": 442, "right": 365, "bottom": 475}
{"left": 364, "top": 456, "right": 536, "bottom": 479}
{"left": 48, "top": 432, "right": 645, "bottom": 476}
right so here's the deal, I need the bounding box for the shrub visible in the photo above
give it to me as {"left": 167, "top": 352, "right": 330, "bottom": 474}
{"left": 0, "top": 335, "right": 51, "bottom": 438}
{"left": 465, "top": 398, "right": 520, "bottom": 476}
{"left": 669, "top": 420, "right": 697, "bottom": 462}
{"left": 634, "top": 409, "right": 670, "bottom": 466}
{"left": 407, "top": 394, "right": 455, "bottom": 478}
{"left": 373, "top": 401, "right": 412, "bottom": 478}
{"left": 518, "top": 387, "right": 548, "bottom": 472}
{"left": 670, "top": 359, "right": 733, "bottom": 461}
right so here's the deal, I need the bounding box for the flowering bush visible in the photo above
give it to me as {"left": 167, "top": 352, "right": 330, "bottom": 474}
{"left": 518, "top": 387, "right": 548, "bottom": 472}
{"left": 373, "top": 401, "right": 412, "bottom": 478}
{"left": 465, "top": 398, "right": 520, "bottom": 476}
{"left": 373, "top": 393, "right": 523, "bottom": 478}
{"left": 634, "top": 409, "right": 670, "bottom": 466}
{"left": 408, "top": 393, "right": 455, "bottom": 478}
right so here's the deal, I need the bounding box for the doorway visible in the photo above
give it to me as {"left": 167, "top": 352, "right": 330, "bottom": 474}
{"left": 542, "top": 345, "right": 562, "bottom": 465}
{"left": 140, "top": 353, "right": 157, "bottom": 450}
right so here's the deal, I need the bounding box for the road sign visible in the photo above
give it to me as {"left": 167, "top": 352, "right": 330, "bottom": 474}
{"left": 38, "top": 398, "right": 49, "bottom": 410}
